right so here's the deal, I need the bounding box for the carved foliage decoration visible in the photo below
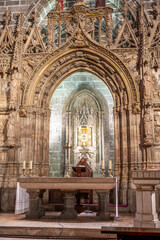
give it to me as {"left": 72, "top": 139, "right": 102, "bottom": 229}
{"left": 0, "top": 11, "right": 14, "bottom": 54}
{"left": 12, "top": 12, "right": 23, "bottom": 70}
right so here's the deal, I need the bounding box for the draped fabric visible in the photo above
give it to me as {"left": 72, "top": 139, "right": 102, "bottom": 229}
{"left": 15, "top": 182, "right": 29, "bottom": 214}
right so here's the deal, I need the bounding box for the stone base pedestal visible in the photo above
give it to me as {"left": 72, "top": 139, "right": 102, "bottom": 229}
{"left": 134, "top": 186, "right": 160, "bottom": 228}
{"left": 132, "top": 170, "right": 160, "bottom": 229}
{"left": 60, "top": 191, "right": 77, "bottom": 219}
{"left": 26, "top": 189, "right": 45, "bottom": 219}
{"left": 96, "top": 190, "right": 110, "bottom": 220}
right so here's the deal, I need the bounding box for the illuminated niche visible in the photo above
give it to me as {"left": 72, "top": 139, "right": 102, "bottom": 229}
{"left": 78, "top": 126, "right": 92, "bottom": 146}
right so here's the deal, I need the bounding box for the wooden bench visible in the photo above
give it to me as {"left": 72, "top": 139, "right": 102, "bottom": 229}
{"left": 101, "top": 227, "right": 160, "bottom": 240}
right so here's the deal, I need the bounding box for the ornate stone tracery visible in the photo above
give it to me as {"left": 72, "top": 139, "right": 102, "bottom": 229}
{"left": 0, "top": 0, "right": 159, "bottom": 213}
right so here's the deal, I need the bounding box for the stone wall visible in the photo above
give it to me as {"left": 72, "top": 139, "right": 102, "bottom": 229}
{"left": 49, "top": 72, "right": 114, "bottom": 177}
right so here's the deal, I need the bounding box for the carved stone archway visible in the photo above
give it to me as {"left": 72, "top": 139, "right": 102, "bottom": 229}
{"left": 20, "top": 39, "right": 140, "bottom": 207}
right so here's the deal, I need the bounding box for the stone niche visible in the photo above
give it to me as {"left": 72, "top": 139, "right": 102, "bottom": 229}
{"left": 49, "top": 72, "right": 114, "bottom": 177}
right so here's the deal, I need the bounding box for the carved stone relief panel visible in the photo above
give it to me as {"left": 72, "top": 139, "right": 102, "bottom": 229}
{"left": 70, "top": 92, "right": 98, "bottom": 172}
{"left": 154, "top": 111, "right": 160, "bottom": 143}
{"left": 152, "top": 70, "right": 160, "bottom": 101}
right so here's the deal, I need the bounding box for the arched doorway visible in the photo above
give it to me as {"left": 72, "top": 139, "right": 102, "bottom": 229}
{"left": 49, "top": 72, "right": 114, "bottom": 177}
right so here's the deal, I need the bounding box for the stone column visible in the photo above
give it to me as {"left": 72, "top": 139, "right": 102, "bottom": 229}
{"left": 113, "top": 107, "right": 120, "bottom": 178}
{"left": 60, "top": 191, "right": 77, "bottom": 219}
{"left": 119, "top": 107, "right": 128, "bottom": 205}
{"left": 134, "top": 185, "right": 160, "bottom": 228}
{"left": 96, "top": 190, "right": 110, "bottom": 220}
{"left": 98, "top": 111, "right": 102, "bottom": 169}
{"left": 26, "top": 189, "right": 45, "bottom": 219}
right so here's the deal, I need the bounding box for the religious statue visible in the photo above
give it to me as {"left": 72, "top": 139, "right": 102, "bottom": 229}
{"left": 123, "top": 90, "right": 128, "bottom": 108}
{"left": 73, "top": 29, "right": 87, "bottom": 48}
{"left": 56, "top": 0, "right": 63, "bottom": 11}
{"left": 144, "top": 108, "right": 153, "bottom": 138}
{"left": 0, "top": 75, "right": 7, "bottom": 95}
{"left": 143, "top": 71, "right": 151, "bottom": 98}
{"left": 10, "top": 71, "right": 19, "bottom": 109}
{"left": 6, "top": 111, "right": 16, "bottom": 146}
{"left": 0, "top": 117, "right": 6, "bottom": 144}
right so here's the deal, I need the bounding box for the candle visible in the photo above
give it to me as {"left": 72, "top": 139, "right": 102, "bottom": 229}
{"left": 109, "top": 160, "right": 112, "bottom": 170}
{"left": 101, "top": 160, "right": 104, "bottom": 169}
{"left": 23, "top": 161, "right": 26, "bottom": 169}
{"left": 29, "top": 161, "right": 32, "bottom": 170}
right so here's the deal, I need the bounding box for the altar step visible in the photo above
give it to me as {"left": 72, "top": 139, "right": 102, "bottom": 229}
{"left": 0, "top": 237, "right": 116, "bottom": 240}
{"left": 43, "top": 203, "right": 129, "bottom": 213}
{"left": 0, "top": 227, "right": 116, "bottom": 240}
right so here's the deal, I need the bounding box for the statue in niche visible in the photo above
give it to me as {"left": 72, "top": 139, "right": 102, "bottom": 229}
{"left": 144, "top": 108, "right": 153, "bottom": 137}
{"left": 0, "top": 75, "right": 7, "bottom": 95}
{"left": 154, "top": 112, "right": 160, "bottom": 142}
{"left": 123, "top": 90, "right": 128, "bottom": 106}
{"left": 6, "top": 111, "right": 16, "bottom": 146}
{"left": 115, "top": 94, "right": 120, "bottom": 107}
{"left": 143, "top": 71, "right": 151, "bottom": 98}
{"left": 10, "top": 71, "right": 19, "bottom": 109}
{"left": 73, "top": 29, "right": 88, "bottom": 48}
{"left": 0, "top": 117, "right": 6, "bottom": 144}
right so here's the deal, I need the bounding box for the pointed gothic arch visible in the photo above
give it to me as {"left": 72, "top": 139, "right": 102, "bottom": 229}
{"left": 22, "top": 46, "right": 139, "bottom": 110}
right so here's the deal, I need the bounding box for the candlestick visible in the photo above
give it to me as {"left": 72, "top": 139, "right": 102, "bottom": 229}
{"left": 101, "top": 160, "right": 104, "bottom": 169}
{"left": 29, "top": 161, "right": 32, "bottom": 170}
{"left": 23, "top": 161, "right": 26, "bottom": 170}
{"left": 109, "top": 160, "right": 112, "bottom": 170}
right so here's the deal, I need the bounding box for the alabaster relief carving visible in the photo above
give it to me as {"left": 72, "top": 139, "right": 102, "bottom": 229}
{"left": 6, "top": 111, "right": 17, "bottom": 146}
{"left": 71, "top": 94, "right": 98, "bottom": 171}
{"left": 154, "top": 111, "right": 160, "bottom": 142}
{"left": 9, "top": 71, "right": 19, "bottom": 109}
{"left": 144, "top": 108, "right": 153, "bottom": 138}
{"left": 0, "top": 116, "right": 7, "bottom": 144}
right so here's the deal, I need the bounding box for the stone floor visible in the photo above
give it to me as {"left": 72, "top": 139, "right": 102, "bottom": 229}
{"left": 0, "top": 211, "right": 134, "bottom": 239}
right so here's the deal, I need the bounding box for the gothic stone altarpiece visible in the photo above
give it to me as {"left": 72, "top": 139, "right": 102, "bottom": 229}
{"left": 0, "top": 0, "right": 160, "bottom": 212}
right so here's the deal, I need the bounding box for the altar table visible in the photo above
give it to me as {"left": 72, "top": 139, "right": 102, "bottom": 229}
{"left": 18, "top": 177, "right": 116, "bottom": 220}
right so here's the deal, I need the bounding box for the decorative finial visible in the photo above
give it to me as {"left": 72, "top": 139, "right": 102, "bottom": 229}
{"left": 4, "top": 10, "right": 11, "bottom": 26}
{"left": 32, "top": 9, "right": 39, "bottom": 25}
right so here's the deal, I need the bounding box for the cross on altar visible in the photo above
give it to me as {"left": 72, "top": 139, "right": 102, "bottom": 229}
{"left": 63, "top": 143, "right": 72, "bottom": 160}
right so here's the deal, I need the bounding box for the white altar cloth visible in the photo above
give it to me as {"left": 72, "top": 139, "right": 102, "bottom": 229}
{"left": 15, "top": 182, "right": 29, "bottom": 214}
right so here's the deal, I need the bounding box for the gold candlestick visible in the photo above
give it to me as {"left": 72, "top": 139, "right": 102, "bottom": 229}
{"left": 22, "top": 168, "right": 26, "bottom": 176}
{"left": 29, "top": 168, "right": 33, "bottom": 176}
{"left": 108, "top": 168, "right": 113, "bottom": 177}
{"left": 101, "top": 168, "right": 105, "bottom": 177}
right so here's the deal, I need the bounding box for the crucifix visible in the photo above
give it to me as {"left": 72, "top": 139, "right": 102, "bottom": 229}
{"left": 63, "top": 142, "right": 72, "bottom": 177}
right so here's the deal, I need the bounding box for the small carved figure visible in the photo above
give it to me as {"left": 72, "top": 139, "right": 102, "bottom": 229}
{"left": 6, "top": 111, "right": 16, "bottom": 145}
{"left": 73, "top": 29, "right": 87, "bottom": 47}
{"left": 143, "top": 71, "right": 151, "bottom": 98}
{"left": 10, "top": 71, "right": 19, "bottom": 108}
{"left": 144, "top": 108, "right": 153, "bottom": 137}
